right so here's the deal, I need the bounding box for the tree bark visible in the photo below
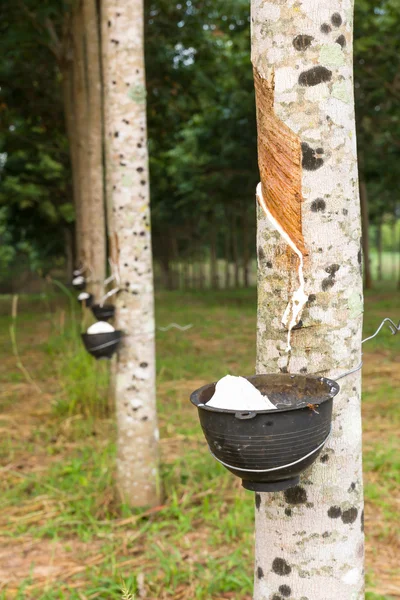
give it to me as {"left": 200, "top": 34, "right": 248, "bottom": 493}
{"left": 72, "top": 4, "right": 91, "bottom": 268}
{"left": 83, "top": 0, "right": 106, "bottom": 298}
{"left": 359, "top": 180, "right": 373, "bottom": 289}
{"left": 101, "top": 0, "right": 160, "bottom": 508}
{"left": 252, "top": 2, "right": 364, "bottom": 599}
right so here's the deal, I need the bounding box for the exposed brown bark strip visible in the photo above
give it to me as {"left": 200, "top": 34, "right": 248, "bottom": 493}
{"left": 253, "top": 68, "right": 306, "bottom": 255}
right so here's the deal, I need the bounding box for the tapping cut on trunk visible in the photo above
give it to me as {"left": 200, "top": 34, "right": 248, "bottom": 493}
{"left": 253, "top": 68, "right": 307, "bottom": 257}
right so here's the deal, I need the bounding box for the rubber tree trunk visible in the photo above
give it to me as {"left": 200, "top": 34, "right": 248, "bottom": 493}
{"left": 252, "top": 2, "right": 364, "bottom": 599}
{"left": 391, "top": 221, "right": 397, "bottom": 279}
{"left": 72, "top": 5, "right": 91, "bottom": 269}
{"left": 64, "top": 227, "right": 74, "bottom": 283}
{"left": 376, "top": 220, "right": 383, "bottom": 281}
{"left": 83, "top": 0, "right": 106, "bottom": 298}
{"left": 243, "top": 206, "right": 250, "bottom": 287}
{"left": 102, "top": 0, "right": 160, "bottom": 508}
{"left": 359, "top": 180, "right": 373, "bottom": 289}
{"left": 224, "top": 222, "right": 231, "bottom": 289}
{"left": 210, "top": 211, "right": 219, "bottom": 289}
{"left": 62, "top": 46, "right": 82, "bottom": 266}
{"left": 231, "top": 213, "right": 240, "bottom": 287}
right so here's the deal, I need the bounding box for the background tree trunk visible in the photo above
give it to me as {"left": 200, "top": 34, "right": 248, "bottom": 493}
{"left": 252, "top": 1, "right": 364, "bottom": 599}
{"left": 360, "top": 180, "right": 373, "bottom": 289}
{"left": 391, "top": 220, "right": 397, "bottom": 279}
{"left": 61, "top": 46, "right": 82, "bottom": 267}
{"left": 64, "top": 227, "right": 74, "bottom": 282}
{"left": 72, "top": 3, "right": 91, "bottom": 269}
{"left": 224, "top": 225, "right": 231, "bottom": 289}
{"left": 210, "top": 211, "right": 218, "bottom": 289}
{"left": 243, "top": 206, "right": 250, "bottom": 287}
{"left": 376, "top": 220, "right": 383, "bottom": 281}
{"left": 231, "top": 213, "right": 240, "bottom": 288}
{"left": 102, "top": 0, "right": 160, "bottom": 508}
{"left": 83, "top": 0, "right": 106, "bottom": 298}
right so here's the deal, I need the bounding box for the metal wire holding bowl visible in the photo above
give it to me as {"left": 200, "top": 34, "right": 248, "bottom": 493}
{"left": 335, "top": 317, "right": 399, "bottom": 381}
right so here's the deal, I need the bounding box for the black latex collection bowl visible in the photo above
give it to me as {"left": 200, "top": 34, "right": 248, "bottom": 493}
{"left": 190, "top": 374, "right": 340, "bottom": 492}
{"left": 91, "top": 304, "right": 115, "bottom": 321}
{"left": 81, "top": 330, "right": 122, "bottom": 359}
{"left": 78, "top": 293, "right": 94, "bottom": 307}
{"left": 72, "top": 279, "right": 86, "bottom": 291}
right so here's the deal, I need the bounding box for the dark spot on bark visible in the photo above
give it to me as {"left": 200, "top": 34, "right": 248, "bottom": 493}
{"left": 114, "top": 132, "right": 119, "bottom": 137}
{"left": 358, "top": 247, "right": 362, "bottom": 264}
{"left": 125, "top": 282, "right": 129, "bottom": 288}
{"left": 124, "top": 263, "right": 128, "bottom": 267}
{"left": 255, "top": 493, "right": 261, "bottom": 510}
{"left": 111, "top": 39, "right": 120, "bottom": 45}
{"left": 293, "top": 34, "right": 314, "bottom": 51}
{"left": 284, "top": 486, "right": 307, "bottom": 505}
{"left": 349, "top": 482, "right": 356, "bottom": 491}
{"left": 342, "top": 507, "right": 358, "bottom": 524}
{"left": 272, "top": 596, "right": 282, "bottom": 600}
{"left": 322, "top": 278, "right": 335, "bottom": 291}
{"left": 328, "top": 505, "right": 342, "bottom": 519}
{"left": 258, "top": 246, "right": 265, "bottom": 260}
{"left": 292, "top": 319, "right": 303, "bottom": 330}
{"left": 301, "top": 143, "right": 324, "bottom": 170}
{"left": 300, "top": 367, "right": 307, "bottom": 373}
{"left": 137, "top": 167, "right": 144, "bottom": 172}
{"left": 257, "top": 567, "right": 264, "bottom": 579}
{"left": 137, "top": 143, "right": 142, "bottom": 148}
{"left": 325, "top": 264, "right": 340, "bottom": 276}
{"left": 320, "top": 453, "right": 329, "bottom": 463}
{"left": 285, "top": 508, "right": 292, "bottom": 516}
{"left": 311, "top": 198, "right": 326, "bottom": 212}
{"left": 322, "top": 531, "right": 330, "bottom": 538}
{"left": 361, "top": 509, "right": 364, "bottom": 532}
{"left": 141, "top": 416, "right": 149, "bottom": 421}
{"left": 342, "top": 208, "right": 348, "bottom": 215}
{"left": 336, "top": 34, "right": 346, "bottom": 48}
{"left": 266, "top": 261, "right": 273, "bottom": 268}
{"left": 108, "top": 20, "right": 112, "bottom": 27}
{"left": 279, "top": 585, "right": 291, "bottom": 597}
{"left": 140, "top": 231, "right": 145, "bottom": 236}
{"left": 299, "top": 66, "right": 332, "bottom": 87}
{"left": 140, "top": 362, "right": 148, "bottom": 368}
{"left": 331, "top": 12, "right": 342, "bottom": 26}
{"left": 120, "top": 162, "right": 127, "bottom": 167}
{"left": 320, "top": 23, "right": 332, "bottom": 33}
{"left": 123, "top": 119, "right": 130, "bottom": 124}
{"left": 272, "top": 558, "right": 291, "bottom": 576}
{"left": 307, "top": 293, "right": 316, "bottom": 304}
{"left": 280, "top": 366, "right": 288, "bottom": 373}
{"left": 140, "top": 180, "right": 146, "bottom": 185}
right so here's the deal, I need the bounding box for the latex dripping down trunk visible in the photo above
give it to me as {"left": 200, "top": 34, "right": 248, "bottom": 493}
{"left": 256, "top": 183, "right": 308, "bottom": 352}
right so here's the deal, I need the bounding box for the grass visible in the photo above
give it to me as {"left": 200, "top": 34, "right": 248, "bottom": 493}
{"left": 0, "top": 286, "right": 398, "bottom": 599}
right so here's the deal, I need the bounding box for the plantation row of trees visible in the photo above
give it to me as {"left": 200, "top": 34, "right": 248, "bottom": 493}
{"left": 0, "top": 0, "right": 399, "bottom": 290}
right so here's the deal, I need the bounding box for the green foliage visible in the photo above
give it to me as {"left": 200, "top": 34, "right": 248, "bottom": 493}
{"left": 354, "top": 0, "right": 400, "bottom": 223}
{"left": 0, "top": 0, "right": 72, "bottom": 273}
